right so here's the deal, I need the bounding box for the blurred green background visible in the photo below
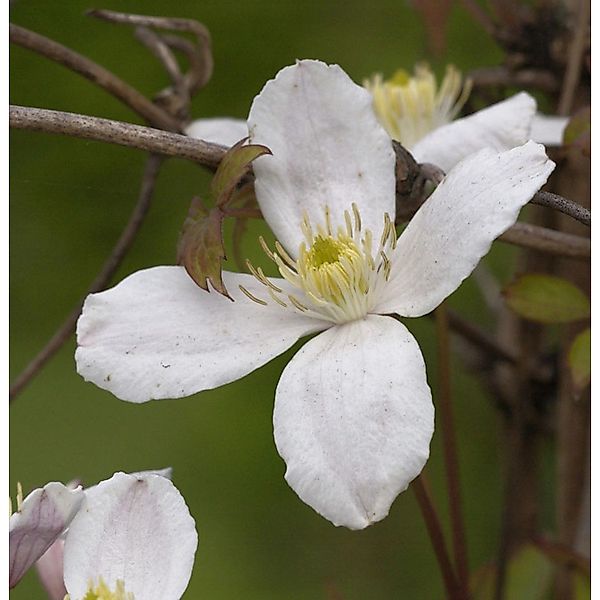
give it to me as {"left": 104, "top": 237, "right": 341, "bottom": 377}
{"left": 9, "top": 1, "right": 539, "bottom": 598}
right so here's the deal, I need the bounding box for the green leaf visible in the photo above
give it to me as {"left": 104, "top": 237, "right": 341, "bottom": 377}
{"left": 568, "top": 328, "right": 591, "bottom": 392}
{"left": 504, "top": 274, "right": 590, "bottom": 324}
{"left": 177, "top": 199, "right": 230, "bottom": 298}
{"left": 563, "top": 107, "right": 591, "bottom": 157}
{"left": 471, "top": 544, "right": 553, "bottom": 600}
{"left": 210, "top": 140, "right": 271, "bottom": 208}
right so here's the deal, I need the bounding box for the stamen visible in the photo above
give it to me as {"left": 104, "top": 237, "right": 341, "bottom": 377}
{"left": 274, "top": 241, "right": 296, "bottom": 269}
{"left": 258, "top": 236, "right": 276, "bottom": 261}
{"left": 344, "top": 209, "right": 353, "bottom": 237}
{"left": 364, "top": 63, "right": 472, "bottom": 147}
{"left": 244, "top": 203, "right": 395, "bottom": 324}
{"left": 238, "top": 285, "right": 268, "bottom": 306}
{"left": 288, "top": 294, "right": 308, "bottom": 312}
{"left": 351, "top": 203, "right": 362, "bottom": 232}
{"left": 268, "top": 287, "right": 288, "bottom": 307}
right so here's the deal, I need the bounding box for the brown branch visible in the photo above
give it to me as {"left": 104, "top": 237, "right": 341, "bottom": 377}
{"left": 435, "top": 305, "right": 470, "bottom": 596}
{"left": 531, "top": 191, "right": 590, "bottom": 227}
{"left": 9, "top": 23, "right": 181, "bottom": 132}
{"left": 444, "top": 310, "right": 515, "bottom": 368}
{"left": 86, "top": 9, "right": 214, "bottom": 92}
{"left": 11, "top": 105, "right": 591, "bottom": 259}
{"left": 468, "top": 66, "right": 560, "bottom": 94}
{"left": 412, "top": 476, "right": 464, "bottom": 600}
{"left": 10, "top": 105, "right": 225, "bottom": 170}
{"left": 498, "top": 222, "right": 590, "bottom": 260}
{"left": 9, "top": 154, "right": 164, "bottom": 402}
{"left": 557, "top": 0, "right": 590, "bottom": 115}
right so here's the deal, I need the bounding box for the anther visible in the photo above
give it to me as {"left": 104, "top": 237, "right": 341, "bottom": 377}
{"left": 258, "top": 236, "right": 276, "bottom": 261}
{"left": 352, "top": 203, "right": 362, "bottom": 232}
{"left": 274, "top": 241, "right": 296, "bottom": 269}
{"left": 238, "top": 285, "right": 268, "bottom": 306}
{"left": 268, "top": 287, "right": 288, "bottom": 307}
{"left": 288, "top": 294, "right": 309, "bottom": 312}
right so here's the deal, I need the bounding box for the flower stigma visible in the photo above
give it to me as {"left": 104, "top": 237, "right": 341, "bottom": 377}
{"left": 68, "top": 578, "right": 134, "bottom": 600}
{"left": 364, "top": 63, "right": 472, "bottom": 147}
{"left": 240, "top": 204, "right": 396, "bottom": 324}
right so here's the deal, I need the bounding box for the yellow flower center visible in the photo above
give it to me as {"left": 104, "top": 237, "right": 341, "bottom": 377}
{"left": 67, "top": 579, "right": 134, "bottom": 600}
{"left": 240, "top": 204, "right": 396, "bottom": 324}
{"left": 364, "top": 63, "right": 472, "bottom": 148}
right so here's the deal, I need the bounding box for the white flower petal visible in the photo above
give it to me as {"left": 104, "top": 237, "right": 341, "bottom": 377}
{"left": 273, "top": 315, "right": 433, "bottom": 529}
{"left": 83, "top": 467, "right": 173, "bottom": 499}
{"left": 248, "top": 60, "right": 396, "bottom": 255}
{"left": 76, "top": 266, "right": 330, "bottom": 403}
{"left": 35, "top": 540, "right": 66, "bottom": 600}
{"left": 375, "top": 141, "right": 555, "bottom": 317}
{"left": 411, "top": 92, "right": 536, "bottom": 172}
{"left": 184, "top": 117, "right": 248, "bottom": 147}
{"left": 531, "top": 113, "right": 568, "bottom": 146}
{"left": 9, "top": 483, "right": 84, "bottom": 588}
{"left": 63, "top": 472, "right": 197, "bottom": 600}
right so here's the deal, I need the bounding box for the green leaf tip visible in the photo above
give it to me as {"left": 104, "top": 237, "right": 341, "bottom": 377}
{"left": 503, "top": 273, "right": 590, "bottom": 324}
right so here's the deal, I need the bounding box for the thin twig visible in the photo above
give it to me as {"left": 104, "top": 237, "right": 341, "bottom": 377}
{"left": 531, "top": 191, "right": 590, "bottom": 227}
{"left": 445, "top": 310, "right": 519, "bottom": 367}
{"left": 87, "top": 9, "right": 214, "bottom": 91}
{"left": 11, "top": 105, "right": 591, "bottom": 260}
{"left": 9, "top": 154, "right": 163, "bottom": 402}
{"left": 498, "top": 222, "right": 590, "bottom": 260}
{"left": 10, "top": 105, "right": 225, "bottom": 170}
{"left": 468, "top": 66, "right": 560, "bottom": 94}
{"left": 557, "top": 0, "right": 590, "bottom": 115}
{"left": 412, "top": 476, "right": 464, "bottom": 600}
{"left": 9, "top": 24, "right": 180, "bottom": 132}
{"left": 435, "top": 304, "right": 470, "bottom": 596}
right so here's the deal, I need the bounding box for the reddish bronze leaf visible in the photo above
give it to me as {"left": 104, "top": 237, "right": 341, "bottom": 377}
{"left": 211, "top": 139, "right": 271, "bottom": 208}
{"left": 177, "top": 198, "right": 230, "bottom": 298}
{"left": 178, "top": 140, "right": 271, "bottom": 298}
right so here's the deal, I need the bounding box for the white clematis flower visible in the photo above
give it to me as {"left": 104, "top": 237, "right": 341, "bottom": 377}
{"left": 76, "top": 60, "right": 554, "bottom": 529}
{"left": 31, "top": 468, "right": 174, "bottom": 600}
{"left": 364, "top": 63, "right": 567, "bottom": 171}
{"left": 63, "top": 471, "right": 197, "bottom": 600}
{"left": 9, "top": 481, "right": 84, "bottom": 588}
{"left": 188, "top": 63, "right": 565, "bottom": 174}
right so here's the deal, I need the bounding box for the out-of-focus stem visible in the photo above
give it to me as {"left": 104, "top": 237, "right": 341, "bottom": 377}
{"left": 412, "top": 475, "right": 464, "bottom": 600}
{"left": 435, "top": 304, "right": 470, "bottom": 596}
{"left": 9, "top": 154, "right": 163, "bottom": 402}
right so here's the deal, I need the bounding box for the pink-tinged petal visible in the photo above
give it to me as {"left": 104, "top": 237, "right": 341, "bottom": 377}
{"left": 76, "top": 266, "right": 330, "bottom": 403}
{"left": 35, "top": 540, "right": 66, "bottom": 600}
{"left": 411, "top": 92, "right": 536, "bottom": 172}
{"left": 9, "top": 483, "right": 84, "bottom": 588}
{"left": 185, "top": 117, "right": 248, "bottom": 147}
{"left": 531, "top": 113, "right": 568, "bottom": 146}
{"left": 63, "top": 472, "right": 197, "bottom": 600}
{"left": 375, "top": 141, "right": 555, "bottom": 317}
{"left": 273, "top": 315, "right": 433, "bottom": 529}
{"left": 248, "top": 60, "right": 396, "bottom": 256}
